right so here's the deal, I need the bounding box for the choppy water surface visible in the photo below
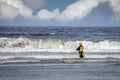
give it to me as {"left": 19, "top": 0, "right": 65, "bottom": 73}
{"left": 0, "top": 26, "right": 120, "bottom": 63}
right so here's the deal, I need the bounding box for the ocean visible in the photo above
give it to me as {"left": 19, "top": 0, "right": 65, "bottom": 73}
{"left": 0, "top": 26, "right": 120, "bottom": 80}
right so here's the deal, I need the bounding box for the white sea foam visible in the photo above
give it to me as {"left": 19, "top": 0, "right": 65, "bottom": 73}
{"left": 0, "top": 54, "right": 120, "bottom": 60}
{"left": 0, "top": 37, "right": 120, "bottom": 52}
{"left": 0, "top": 53, "right": 120, "bottom": 64}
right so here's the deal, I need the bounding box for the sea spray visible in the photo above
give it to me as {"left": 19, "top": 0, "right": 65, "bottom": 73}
{"left": 0, "top": 37, "right": 120, "bottom": 53}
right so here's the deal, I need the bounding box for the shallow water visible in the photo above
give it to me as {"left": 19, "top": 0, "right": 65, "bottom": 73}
{"left": 0, "top": 62, "right": 120, "bottom": 80}
{"left": 0, "top": 26, "right": 120, "bottom": 80}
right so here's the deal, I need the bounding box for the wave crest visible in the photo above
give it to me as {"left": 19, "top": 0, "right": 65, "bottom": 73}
{"left": 0, "top": 37, "right": 120, "bottom": 52}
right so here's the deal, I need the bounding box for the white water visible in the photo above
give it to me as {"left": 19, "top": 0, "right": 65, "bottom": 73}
{"left": 0, "top": 54, "right": 120, "bottom": 60}
{"left": 0, "top": 37, "right": 120, "bottom": 52}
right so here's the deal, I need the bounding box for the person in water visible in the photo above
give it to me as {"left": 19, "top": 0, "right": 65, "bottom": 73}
{"left": 76, "top": 42, "right": 85, "bottom": 58}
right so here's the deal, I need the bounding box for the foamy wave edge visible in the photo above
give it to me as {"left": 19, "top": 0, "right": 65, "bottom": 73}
{"left": 0, "top": 37, "right": 120, "bottom": 52}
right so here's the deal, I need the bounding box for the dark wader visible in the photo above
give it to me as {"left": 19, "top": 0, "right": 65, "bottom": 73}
{"left": 79, "top": 51, "right": 84, "bottom": 58}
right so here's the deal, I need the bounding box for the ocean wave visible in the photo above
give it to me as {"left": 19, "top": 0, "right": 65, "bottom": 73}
{"left": 0, "top": 54, "right": 120, "bottom": 63}
{"left": 0, "top": 53, "right": 120, "bottom": 60}
{"left": 0, "top": 32, "right": 55, "bottom": 36}
{"left": 0, "top": 37, "right": 120, "bottom": 52}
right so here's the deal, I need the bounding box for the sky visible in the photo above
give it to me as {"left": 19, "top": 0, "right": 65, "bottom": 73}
{"left": 0, "top": 0, "right": 120, "bottom": 26}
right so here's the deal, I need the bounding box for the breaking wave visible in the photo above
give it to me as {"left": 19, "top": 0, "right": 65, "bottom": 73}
{"left": 0, "top": 37, "right": 120, "bottom": 52}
